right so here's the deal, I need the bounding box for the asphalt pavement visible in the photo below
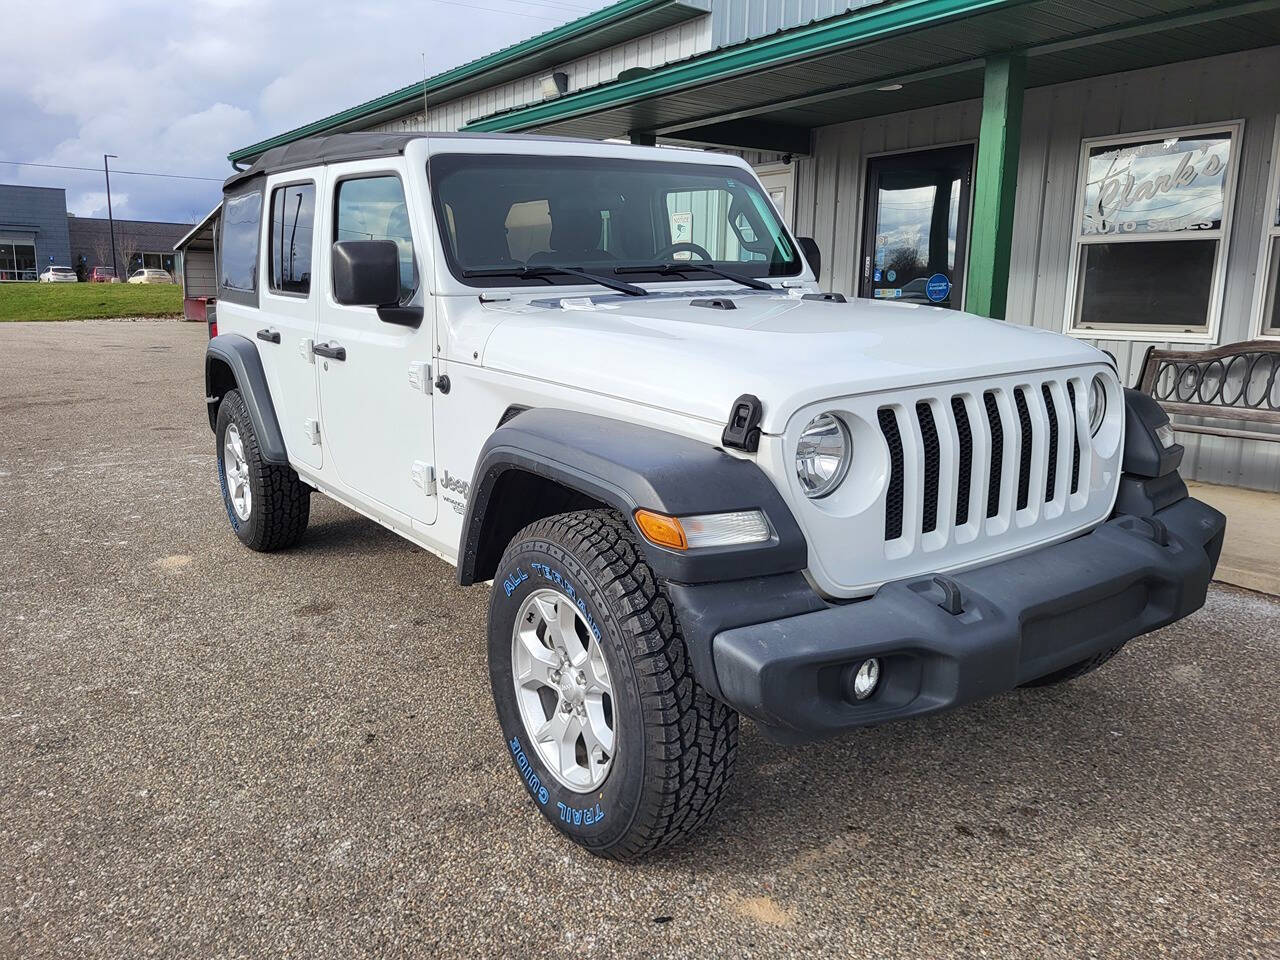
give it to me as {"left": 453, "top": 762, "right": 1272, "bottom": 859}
{"left": 1, "top": 319, "right": 1277, "bottom": 959}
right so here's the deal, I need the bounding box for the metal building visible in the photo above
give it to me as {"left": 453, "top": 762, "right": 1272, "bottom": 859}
{"left": 227, "top": 0, "right": 1280, "bottom": 491}
{"left": 0, "top": 184, "right": 71, "bottom": 280}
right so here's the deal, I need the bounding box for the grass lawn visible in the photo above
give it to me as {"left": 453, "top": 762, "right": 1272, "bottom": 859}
{"left": 0, "top": 283, "right": 184, "bottom": 322}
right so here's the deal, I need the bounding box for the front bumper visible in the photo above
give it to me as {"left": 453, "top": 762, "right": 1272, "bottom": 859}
{"left": 711, "top": 496, "right": 1225, "bottom": 742}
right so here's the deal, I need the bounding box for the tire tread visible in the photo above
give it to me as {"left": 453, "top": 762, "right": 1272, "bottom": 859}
{"left": 504, "top": 509, "right": 738, "bottom": 860}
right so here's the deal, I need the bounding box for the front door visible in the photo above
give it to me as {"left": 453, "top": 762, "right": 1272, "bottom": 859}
{"left": 315, "top": 168, "right": 437, "bottom": 526}
{"left": 860, "top": 144, "right": 973, "bottom": 309}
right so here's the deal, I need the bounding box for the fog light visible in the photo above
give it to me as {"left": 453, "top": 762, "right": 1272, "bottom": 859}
{"left": 851, "top": 658, "right": 881, "bottom": 700}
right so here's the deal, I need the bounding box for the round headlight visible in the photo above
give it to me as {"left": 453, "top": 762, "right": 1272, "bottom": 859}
{"left": 1088, "top": 374, "right": 1107, "bottom": 436}
{"left": 795, "top": 412, "right": 851, "bottom": 498}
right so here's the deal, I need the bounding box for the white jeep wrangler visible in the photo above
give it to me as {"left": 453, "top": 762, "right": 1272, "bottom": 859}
{"left": 205, "top": 132, "right": 1225, "bottom": 860}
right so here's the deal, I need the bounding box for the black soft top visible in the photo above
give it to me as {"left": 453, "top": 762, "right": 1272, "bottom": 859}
{"left": 223, "top": 130, "right": 602, "bottom": 193}
{"left": 223, "top": 133, "right": 417, "bottom": 191}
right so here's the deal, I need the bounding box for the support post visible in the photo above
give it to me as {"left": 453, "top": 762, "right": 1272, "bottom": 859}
{"left": 629, "top": 131, "right": 657, "bottom": 147}
{"left": 965, "top": 53, "right": 1025, "bottom": 320}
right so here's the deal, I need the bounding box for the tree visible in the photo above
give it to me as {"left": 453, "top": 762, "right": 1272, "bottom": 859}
{"left": 117, "top": 233, "right": 140, "bottom": 279}
{"left": 91, "top": 234, "right": 113, "bottom": 274}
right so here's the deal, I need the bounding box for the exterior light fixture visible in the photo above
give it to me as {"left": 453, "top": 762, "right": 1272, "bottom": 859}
{"left": 539, "top": 71, "right": 570, "bottom": 100}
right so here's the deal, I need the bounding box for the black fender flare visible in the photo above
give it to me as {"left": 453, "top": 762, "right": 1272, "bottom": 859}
{"left": 205, "top": 334, "right": 289, "bottom": 465}
{"left": 457, "top": 408, "right": 807, "bottom": 587}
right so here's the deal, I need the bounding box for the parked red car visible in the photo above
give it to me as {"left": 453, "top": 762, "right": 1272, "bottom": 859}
{"left": 88, "top": 266, "right": 119, "bottom": 283}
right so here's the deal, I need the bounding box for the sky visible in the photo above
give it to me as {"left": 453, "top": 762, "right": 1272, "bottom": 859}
{"left": 0, "top": 0, "right": 608, "bottom": 224}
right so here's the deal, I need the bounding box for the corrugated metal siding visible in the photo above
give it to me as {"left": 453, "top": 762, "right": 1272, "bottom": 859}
{"left": 801, "top": 47, "right": 1280, "bottom": 491}
{"left": 1007, "top": 46, "right": 1280, "bottom": 492}
{"left": 367, "top": 17, "right": 712, "bottom": 134}
{"left": 182, "top": 249, "right": 217, "bottom": 298}
{"left": 709, "top": 0, "right": 887, "bottom": 47}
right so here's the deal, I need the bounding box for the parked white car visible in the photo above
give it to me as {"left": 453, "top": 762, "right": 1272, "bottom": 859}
{"left": 128, "top": 268, "right": 173, "bottom": 284}
{"left": 38, "top": 265, "right": 78, "bottom": 283}
{"left": 202, "top": 132, "right": 1224, "bottom": 860}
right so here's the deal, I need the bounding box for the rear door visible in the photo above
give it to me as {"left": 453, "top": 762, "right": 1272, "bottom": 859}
{"left": 257, "top": 174, "right": 323, "bottom": 470}
{"left": 314, "top": 164, "right": 437, "bottom": 525}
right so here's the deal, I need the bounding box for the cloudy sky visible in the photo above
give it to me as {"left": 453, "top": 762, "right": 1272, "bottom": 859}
{"left": 0, "top": 0, "right": 608, "bottom": 224}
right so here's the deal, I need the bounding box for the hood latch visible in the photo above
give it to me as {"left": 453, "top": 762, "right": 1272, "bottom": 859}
{"left": 722, "top": 394, "right": 763, "bottom": 453}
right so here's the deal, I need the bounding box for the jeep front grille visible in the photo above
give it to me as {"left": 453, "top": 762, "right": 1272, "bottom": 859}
{"left": 876, "top": 374, "right": 1093, "bottom": 555}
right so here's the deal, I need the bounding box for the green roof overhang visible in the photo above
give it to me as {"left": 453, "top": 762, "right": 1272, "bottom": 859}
{"left": 227, "top": 0, "right": 710, "bottom": 164}
{"left": 465, "top": 0, "right": 1280, "bottom": 151}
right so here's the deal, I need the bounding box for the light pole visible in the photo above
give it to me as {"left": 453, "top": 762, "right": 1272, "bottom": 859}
{"left": 103, "top": 154, "right": 118, "bottom": 278}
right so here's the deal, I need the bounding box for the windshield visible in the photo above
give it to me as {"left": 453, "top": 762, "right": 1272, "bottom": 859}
{"left": 429, "top": 154, "right": 800, "bottom": 287}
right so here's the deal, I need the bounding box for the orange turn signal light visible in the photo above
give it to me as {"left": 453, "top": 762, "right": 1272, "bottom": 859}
{"left": 634, "top": 509, "right": 687, "bottom": 550}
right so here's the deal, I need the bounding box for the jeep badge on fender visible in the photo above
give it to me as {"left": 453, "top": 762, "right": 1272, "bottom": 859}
{"left": 203, "top": 132, "right": 1225, "bottom": 860}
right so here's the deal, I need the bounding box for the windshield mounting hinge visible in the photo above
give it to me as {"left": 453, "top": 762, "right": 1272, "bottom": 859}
{"left": 722, "top": 394, "right": 763, "bottom": 453}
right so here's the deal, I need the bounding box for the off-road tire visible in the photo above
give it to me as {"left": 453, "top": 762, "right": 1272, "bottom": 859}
{"left": 1020, "top": 642, "right": 1127, "bottom": 687}
{"left": 215, "top": 389, "right": 310, "bottom": 551}
{"left": 488, "top": 509, "right": 738, "bottom": 860}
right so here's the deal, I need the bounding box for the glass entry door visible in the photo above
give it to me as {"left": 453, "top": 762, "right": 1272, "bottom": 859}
{"left": 860, "top": 144, "right": 974, "bottom": 309}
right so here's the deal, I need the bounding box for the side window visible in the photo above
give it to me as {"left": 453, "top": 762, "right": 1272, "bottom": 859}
{"left": 269, "top": 182, "right": 315, "bottom": 296}
{"left": 334, "top": 176, "right": 417, "bottom": 302}
{"left": 220, "top": 190, "right": 262, "bottom": 294}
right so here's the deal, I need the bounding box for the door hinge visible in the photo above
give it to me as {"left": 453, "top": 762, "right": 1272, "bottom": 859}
{"left": 408, "top": 360, "right": 432, "bottom": 394}
{"left": 304, "top": 419, "right": 321, "bottom": 445}
{"left": 411, "top": 461, "right": 436, "bottom": 496}
{"left": 299, "top": 337, "right": 315, "bottom": 363}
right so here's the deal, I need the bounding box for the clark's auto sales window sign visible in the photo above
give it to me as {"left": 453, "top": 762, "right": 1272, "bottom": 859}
{"left": 1081, "top": 131, "right": 1234, "bottom": 236}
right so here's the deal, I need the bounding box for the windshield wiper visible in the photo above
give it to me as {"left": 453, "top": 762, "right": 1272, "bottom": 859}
{"left": 614, "top": 262, "right": 775, "bottom": 292}
{"left": 462, "top": 264, "right": 647, "bottom": 297}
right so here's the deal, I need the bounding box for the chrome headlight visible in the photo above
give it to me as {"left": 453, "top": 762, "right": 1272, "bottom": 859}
{"left": 1088, "top": 374, "right": 1107, "bottom": 437}
{"left": 795, "top": 412, "right": 851, "bottom": 498}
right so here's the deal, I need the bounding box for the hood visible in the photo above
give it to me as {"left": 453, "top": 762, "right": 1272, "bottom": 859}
{"left": 478, "top": 290, "right": 1108, "bottom": 434}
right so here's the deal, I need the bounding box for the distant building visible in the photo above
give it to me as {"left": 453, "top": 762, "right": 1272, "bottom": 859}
{"left": 0, "top": 182, "right": 191, "bottom": 281}
{"left": 0, "top": 184, "right": 71, "bottom": 281}
{"left": 67, "top": 215, "right": 190, "bottom": 280}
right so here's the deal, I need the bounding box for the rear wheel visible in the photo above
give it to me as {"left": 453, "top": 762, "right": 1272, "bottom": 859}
{"left": 488, "top": 509, "right": 738, "bottom": 860}
{"left": 215, "top": 389, "right": 310, "bottom": 552}
{"left": 1020, "top": 642, "right": 1127, "bottom": 687}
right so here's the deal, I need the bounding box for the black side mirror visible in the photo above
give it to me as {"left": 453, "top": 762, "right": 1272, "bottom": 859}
{"left": 797, "top": 236, "right": 822, "bottom": 283}
{"left": 332, "top": 240, "right": 401, "bottom": 307}
{"left": 331, "top": 240, "right": 422, "bottom": 327}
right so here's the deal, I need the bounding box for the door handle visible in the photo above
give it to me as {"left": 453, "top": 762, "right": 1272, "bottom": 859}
{"left": 312, "top": 342, "right": 346, "bottom": 361}
{"left": 256, "top": 328, "right": 281, "bottom": 344}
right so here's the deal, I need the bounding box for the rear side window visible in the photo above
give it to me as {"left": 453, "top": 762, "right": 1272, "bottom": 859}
{"left": 268, "top": 182, "right": 315, "bottom": 296}
{"left": 220, "top": 190, "right": 262, "bottom": 296}
{"left": 334, "top": 176, "right": 417, "bottom": 302}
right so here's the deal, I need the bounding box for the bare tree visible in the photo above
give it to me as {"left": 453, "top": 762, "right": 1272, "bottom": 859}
{"left": 117, "top": 233, "right": 140, "bottom": 279}
{"left": 90, "top": 234, "right": 112, "bottom": 273}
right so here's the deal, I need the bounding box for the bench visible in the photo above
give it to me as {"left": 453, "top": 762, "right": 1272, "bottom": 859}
{"left": 1136, "top": 340, "right": 1280, "bottom": 444}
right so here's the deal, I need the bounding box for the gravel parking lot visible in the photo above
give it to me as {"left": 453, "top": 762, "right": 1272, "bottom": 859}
{"left": 2, "top": 320, "right": 1277, "bottom": 959}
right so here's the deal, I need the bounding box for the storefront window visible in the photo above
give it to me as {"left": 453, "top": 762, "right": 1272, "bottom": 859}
{"left": 1067, "top": 124, "right": 1240, "bottom": 339}
{"left": 0, "top": 241, "right": 38, "bottom": 281}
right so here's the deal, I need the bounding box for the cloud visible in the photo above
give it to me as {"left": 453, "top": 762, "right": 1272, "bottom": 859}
{"left": 0, "top": 0, "right": 603, "bottom": 222}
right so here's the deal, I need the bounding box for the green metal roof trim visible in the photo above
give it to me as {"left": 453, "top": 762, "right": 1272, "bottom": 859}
{"left": 228, "top": 0, "right": 708, "bottom": 163}
{"left": 466, "top": 0, "right": 1019, "bottom": 132}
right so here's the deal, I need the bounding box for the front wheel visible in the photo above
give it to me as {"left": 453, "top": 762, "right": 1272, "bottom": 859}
{"left": 488, "top": 510, "right": 738, "bottom": 860}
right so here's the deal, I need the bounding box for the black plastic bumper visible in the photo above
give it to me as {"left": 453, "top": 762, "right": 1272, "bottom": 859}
{"left": 710, "top": 497, "right": 1225, "bottom": 742}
